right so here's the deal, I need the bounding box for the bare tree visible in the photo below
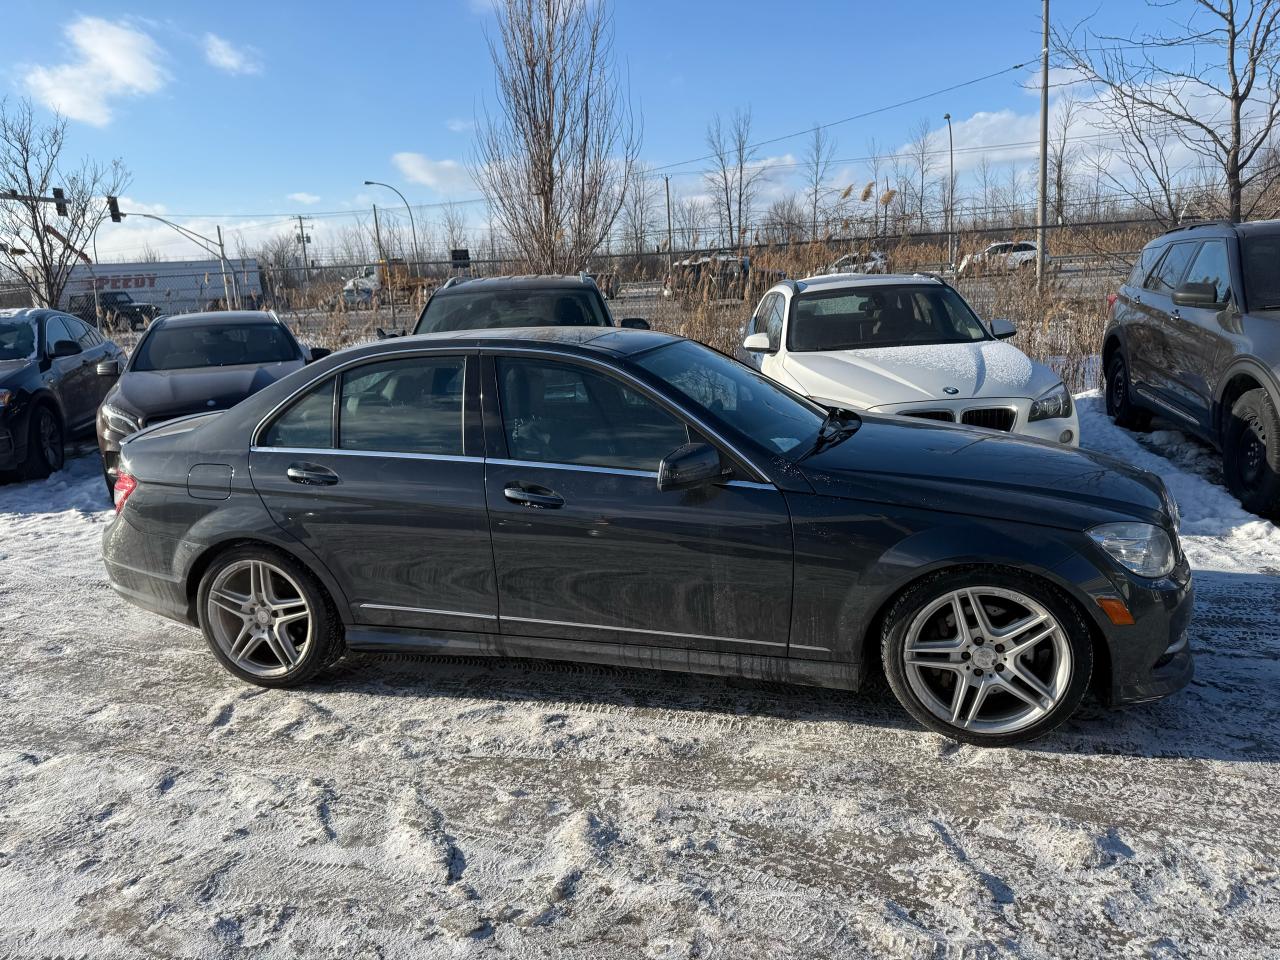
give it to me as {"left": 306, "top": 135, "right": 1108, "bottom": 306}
{"left": 441, "top": 201, "right": 468, "bottom": 254}
{"left": 1055, "top": 0, "right": 1280, "bottom": 223}
{"left": 802, "top": 124, "right": 836, "bottom": 240}
{"left": 704, "top": 108, "right": 768, "bottom": 250}
{"left": 704, "top": 113, "right": 737, "bottom": 247}
{"left": 905, "top": 118, "right": 937, "bottom": 230}
{"left": 673, "top": 195, "right": 707, "bottom": 250}
{"left": 619, "top": 163, "right": 657, "bottom": 255}
{"left": 473, "top": 0, "right": 640, "bottom": 273}
{"left": 1048, "top": 94, "right": 1081, "bottom": 224}
{"left": 0, "top": 98, "right": 130, "bottom": 309}
{"left": 760, "top": 193, "right": 807, "bottom": 245}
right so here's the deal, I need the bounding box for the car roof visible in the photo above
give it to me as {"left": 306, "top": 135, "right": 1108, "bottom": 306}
{"left": 318, "top": 325, "right": 680, "bottom": 366}
{"left": 153, "top": 310, "right": 281, "bottom": 328}
{"left": 431, "top": 275, "right": 598, "bottom": 296}
{"left": 790, "top": 273, "right": 945, "bottom": 292}
{"left": 0, "top": 307, "right": 72, "bottom": 322}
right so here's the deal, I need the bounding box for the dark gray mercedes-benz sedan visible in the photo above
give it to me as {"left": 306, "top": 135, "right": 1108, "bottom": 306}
{"left": 103, "top": 327, "right": 1193, "bottom": 746}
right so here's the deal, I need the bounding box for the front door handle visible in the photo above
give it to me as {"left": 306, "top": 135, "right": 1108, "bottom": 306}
{"left": 1170, "top": 308, "right": 1181, "bottom": 319}
{"left": 287, "top": 462, "right": 340, "bottom": 486}
{"left": 503, "top": 483, "right": 564, "bottom": 508}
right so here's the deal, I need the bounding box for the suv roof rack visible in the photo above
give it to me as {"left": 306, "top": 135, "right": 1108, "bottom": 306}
{"left": 1161, "top": 219, "right": 1235, "bottom": 236}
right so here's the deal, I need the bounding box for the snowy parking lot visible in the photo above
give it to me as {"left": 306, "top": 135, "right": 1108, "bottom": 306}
{"left": 1, "top": 395, "right": 1279, "bottom": 958}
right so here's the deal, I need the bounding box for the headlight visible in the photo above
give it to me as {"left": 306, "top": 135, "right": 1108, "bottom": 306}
{"left": 101, "top": 402, "right": 141, "bottom": 436}
{"left": 0, "top": 389, "right": 13, "bottom": 413}
{"left": 1029, "top": 382, "right": 1073, "bottom": 421}
{"left": 1088, "top": 522, "right": 1176, "bottom": 578}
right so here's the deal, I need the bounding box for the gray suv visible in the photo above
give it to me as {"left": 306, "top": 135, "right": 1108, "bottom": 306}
{"left": 1103, "top": 219, "right": 1280, "bottom": 519}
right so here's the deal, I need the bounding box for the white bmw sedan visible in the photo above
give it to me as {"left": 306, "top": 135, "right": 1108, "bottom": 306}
{"left": 742, "top": 273, "right": 1080, "bottom": 446}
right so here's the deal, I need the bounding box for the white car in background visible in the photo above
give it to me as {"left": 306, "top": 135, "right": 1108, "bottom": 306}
{"left": 957, "top": 240, "right": 1042, "bottom": 277}
{"left": 742, "top": 273, "right": 1080, "bottom": 446}
{"left": 828, "top": 249, "right": 889, "bottom": 274}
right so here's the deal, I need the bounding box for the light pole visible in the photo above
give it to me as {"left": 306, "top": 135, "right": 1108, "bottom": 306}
{"left": 125, "top": 212, "right": 239, "bottom": 308}
{"left": 364, "top": 180, "right": 420, "bottom": 274}
{"left": 944, "top": 113, "right": 955, "bottom": 270}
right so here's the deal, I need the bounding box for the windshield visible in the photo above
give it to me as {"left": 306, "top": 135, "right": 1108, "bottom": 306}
{"left": 0, "top": 319, "right": 36, "bottom": 361}
{"left": 634, "top": 339, "right": 826, "bottom": 457}
{"left": 131, "top": 322, "right": 299, "bottom": 372}
{"left": 414, "top": 288, "right": 609, "bottom": 334}
{"left": 788, "top": 284, "right": 990, "bottom": 352}
{"left": 1242, "top": 231, "right": 1280, "bottom": 310}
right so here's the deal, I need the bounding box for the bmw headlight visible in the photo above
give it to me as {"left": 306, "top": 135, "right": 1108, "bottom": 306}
{"left": 1088, "top": 522, "right": 1176, "bottom": 578}
{"left": 1029, "top": 381, "right": 1073, "bottom": 421}
{"left": 101, "top": 402, "right": 141, "bottom": 436}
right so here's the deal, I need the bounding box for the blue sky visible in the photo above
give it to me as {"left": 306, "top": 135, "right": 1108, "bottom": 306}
{"left": 0, "top": 0, "right": 1148, "bottom": 259}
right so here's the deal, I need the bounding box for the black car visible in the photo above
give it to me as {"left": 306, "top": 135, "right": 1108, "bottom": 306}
{"left": 1104, "top": 219, "right": 1280, "bottom": 519}
{"left": 0, "top": 308, "right": 125, "bottom": 478}
{"left": 104, "top": 328, "right": 1192, "bottom": 746}
{"left": 67, "top": 291, "right": 161, "bottom": 332}
{"left": 96, "top": 311, "right": 328, "bottom": 496}
{"left": 410, "top": 275, "right": 648, "bottom": 335}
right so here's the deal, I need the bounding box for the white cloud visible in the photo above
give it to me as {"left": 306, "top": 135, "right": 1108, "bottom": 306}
{"left": 392, "top": 152, "right": 472, "bottom": 193}
{"left": 24, "top": 17, "right": 167, "bottom": 126}
{"left": 203, "top": 33, "right": 262, "bottom": 76}
{"left": 287, "top": 192, "right": 321, "bottom": 205}
{"left": 446, "top": 118, "right": 475, "bottom": 133}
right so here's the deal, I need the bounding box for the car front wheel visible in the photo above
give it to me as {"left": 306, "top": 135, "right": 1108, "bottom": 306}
{"left": 196, "top": 547, "right": 345, "bottom": 688}
{"left": 1223, "top": 387, "right": 1280, "bottom": 521}
{"left": 881, "top": 569, "right": 1093, "bottom": 746}
{"left": 20, "top": 406, "right": 64, "bottom": 479}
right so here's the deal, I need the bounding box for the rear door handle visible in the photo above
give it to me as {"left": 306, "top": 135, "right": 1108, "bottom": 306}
{"left": 503, "top": 483, "right": 564, "bottom": 508}
{"left": 1170, "top": 308, "right": 1181, "bottom": 319}
{"left": 287, "top": 462, "right": 340, "bottom": 486}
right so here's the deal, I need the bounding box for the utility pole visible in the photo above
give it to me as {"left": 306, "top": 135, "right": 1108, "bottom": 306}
{"left": 372, "top": 203, "right": 396, "bottom": 327}
{"left": 296, "top": 215, "right": 312, "bottom": 308}
{"left": 215, "top": 224, "right": 235, "bottom": 309}
{"left": 664, "top": 175, "right": 674, "bottom": 276}
{"left": 944, "top": 113, "right": 955, "bottom": 270}
{"left": 1036, "top": 0, "right": 1049, "bottom": 291}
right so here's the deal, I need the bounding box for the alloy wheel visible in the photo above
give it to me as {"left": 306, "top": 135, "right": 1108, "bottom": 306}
{"left": 902, "top": 586, "right": 1073, "bottom": 735}
{"left": 1238, "top": 414, "right": 1269, "bottom": 493}
{"left": 206, "top": 559, "right": 313, "bottom": 678}
{"left": 38, "top": 410, "right": 62, "bottom": 469}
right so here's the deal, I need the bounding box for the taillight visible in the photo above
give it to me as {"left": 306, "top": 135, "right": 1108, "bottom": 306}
{"left": 113, "top": 473, "right": 138, "bottom": 513}
{"left": 1106, "top": 292, "right": 1118, "bottom": 310}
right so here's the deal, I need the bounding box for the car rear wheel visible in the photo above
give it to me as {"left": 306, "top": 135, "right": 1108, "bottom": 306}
{"left": 20, "top": 405, "right": 64, "bottom": 479}
{"left": 1105, "top": 354, "right": 1151, "bottom": 431}
{"left": 1223, "top": 388, "right": 1280, "bottom": 521}
{"left": 881, "top": 569, "right": 1093, "bottom": 746}
{"left": 197, "top": 547, "right": 345, "bottom": 688}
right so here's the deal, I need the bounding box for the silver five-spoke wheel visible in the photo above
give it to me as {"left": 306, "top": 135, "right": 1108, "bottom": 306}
{"left": 902, "top": 586, "right": 1072, "bottom": 736}
{"left": 206, "top": 559, "right": 313, "bottom": 679}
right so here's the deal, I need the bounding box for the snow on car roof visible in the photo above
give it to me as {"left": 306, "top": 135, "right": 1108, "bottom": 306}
{"left": 793, "top": 273, "right": 944, "bottom": 292}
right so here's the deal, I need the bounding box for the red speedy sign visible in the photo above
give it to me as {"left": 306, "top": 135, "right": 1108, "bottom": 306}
{"left": 92, "top": 275, "right": 159, "bottom": 290}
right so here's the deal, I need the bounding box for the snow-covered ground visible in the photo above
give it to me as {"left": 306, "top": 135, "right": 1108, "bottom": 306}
{"left": 1, "top": 396, "right": 1279, "bottom": 958}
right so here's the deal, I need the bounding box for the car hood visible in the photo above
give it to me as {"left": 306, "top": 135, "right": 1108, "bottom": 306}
{"left": 783, "top": 340, "right": 1056, "bottom": 408}
{"left": 798, "top": 414, "right": 1169, "bottom": 529}
{"left": 0, "top": 358, "right": 34, "bottom": 385}
{"left": 111, "top": 361, "right": 305, "bottom": 423}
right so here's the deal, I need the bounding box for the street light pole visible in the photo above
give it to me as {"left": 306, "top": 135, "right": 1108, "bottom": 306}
{"left": 124, "top": 212, "right": 238, "bottom": 308}
{"left": 944, "top": 113, "right": 955, "bottom": 270}
{"left": 364, "top": 180, "right": 419, "bottom": 275}
{"left": 1037, "top": 0, "right": 1050, "bottom": 291}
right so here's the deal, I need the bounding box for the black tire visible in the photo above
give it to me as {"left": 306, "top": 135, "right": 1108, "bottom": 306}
{"left": 880, "top": 567, "right": 1094, "bottom": 747}
{"left": 1223, "top": 388, "right": 1280, "bottom": 521}
{"left": 1105, "top": 353, "right": 1152, "bottom": 431}
{"left": 19, "top": 405, "right": 64, "bottom": 480}
{"left": 196, "top": 545, "right": 345, "bottom": 688}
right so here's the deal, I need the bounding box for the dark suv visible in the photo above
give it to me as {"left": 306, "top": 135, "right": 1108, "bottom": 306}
{"left": 68, "top": 291, "right": 161, "bottom": 332}
{"left": 1103, "top": 219, "right": 1280, "bottom": 519}
{"left": 410, "top": 275, "right": 648, "bottom": 335}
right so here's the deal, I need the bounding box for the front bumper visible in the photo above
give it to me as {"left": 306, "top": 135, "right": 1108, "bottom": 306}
{"left": 868, "top": 396, "right": 1081, "bottom": 447}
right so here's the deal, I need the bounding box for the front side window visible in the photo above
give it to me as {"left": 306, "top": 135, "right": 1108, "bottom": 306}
{"left": 497, "top": 357, "right": 688, "bottom": 471}
{"left": 43, "top": 316, "right": 74, "bottom": 354}
{"left": 261, "top": 379, "right": 335, "bottom": 449}
{"left": 788, "top": 284, "right": 988, "bottom": 352}
{"left": 339, "top": 356, "right": 465, "bottom": 455}
{"left": 132, "top": 322, "right": 300, "bottom": 372}
{"left": 0, "top": 319, "right": 37, "bottom": 361}
{"left": 65, "top": 316, "right": 100, "bottom": 348}
{"left": 750, "top": 294, "right": 776, "bottom": 336}
{"left": 1145, "top": 242, "right": 1196, "bottom": 294}
{"left": 634, "top": 339, "right": 825, "bottom": 457}
{"left": 1184, "top": 240, "right": 1233, "bottom": 304}
{"left": 415, "top": 288, "right": 610, "bottom": 334}
{"left": 1127, "top": 245, "right": 1159, "bottom": 287}
{"left": 1241, "top": 230, "right": 1280, "bottom": 310}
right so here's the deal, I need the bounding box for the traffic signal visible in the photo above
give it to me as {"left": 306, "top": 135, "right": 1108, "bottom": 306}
{"left": 52, "top": 187, "right": 67, "bottom": 217}
{"left": 106, "top": 196, "right": 122, "bottom": 222}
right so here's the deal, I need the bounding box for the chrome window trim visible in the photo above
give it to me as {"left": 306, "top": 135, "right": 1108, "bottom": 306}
{"left": 488, "top": 457, "right": 656, "bottom": 479}
{"left": 359, "top": 602, "right": 497, "bottom": 621}
{"left": 501, "top": 614, "right": 789, "bottom": 649}
{"left": 251, "top": 445, "right": 479, "bottom": 464}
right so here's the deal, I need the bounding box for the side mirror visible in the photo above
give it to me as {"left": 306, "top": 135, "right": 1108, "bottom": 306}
{"left": 308, "top": 347, "right": 331, "bottom": 363}
{"left": 1172, "top": 281, "right": 1221, "bottom": 309}
{"left": 95, "top": 359, "right": 120, "bottom": 377}
{"left": 743, "top": 332, "right": 774, "bottom": 353}
{"left": 52, "top": 339, "right": 82, "bottom": 358}
{"left": 657, "top": 442, "right": 731, "bottom": 492}
{"left": 990, "top": 318, "right": 1017, "bottom": 340}
{"left": 619, "top": 317, "right": 649, "bottom": 330}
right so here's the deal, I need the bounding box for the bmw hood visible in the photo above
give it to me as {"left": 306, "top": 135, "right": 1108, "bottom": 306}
{"left": 112, "top": 361, "right": 305, "bottom": 423}
{"left": 782, "top": 340, "right": 1058, "bottom": 408}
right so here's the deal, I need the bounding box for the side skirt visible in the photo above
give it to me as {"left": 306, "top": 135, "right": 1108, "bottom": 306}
{"left": 345, "top": 627, "right": 862, "bottom": 691}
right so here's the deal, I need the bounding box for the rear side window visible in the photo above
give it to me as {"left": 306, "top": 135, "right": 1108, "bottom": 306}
{"left": 65, "top": 316, "right": 101, "bottom": 348}
{"left": 1145, "top": 242, "right": 1197, "bottom": 293}
{"left": 339, "top": 356, "right": 465, "bottom": 454}
{"left": 261, "top": 379, "right": 335, "bottom": 449}
{"left": 1241, "top": 232, "right": 1280, "bottom": 310}
{"left": 1184, "top": 240, "right": 1233, "bottom": 304}
{"left": 1126, "top": 246, "right": 1159, "bottom": 287}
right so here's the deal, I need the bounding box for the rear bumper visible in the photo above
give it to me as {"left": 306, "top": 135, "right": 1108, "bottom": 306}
{"left": 103, "top": 513, "right": 196, "bottom": 626}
